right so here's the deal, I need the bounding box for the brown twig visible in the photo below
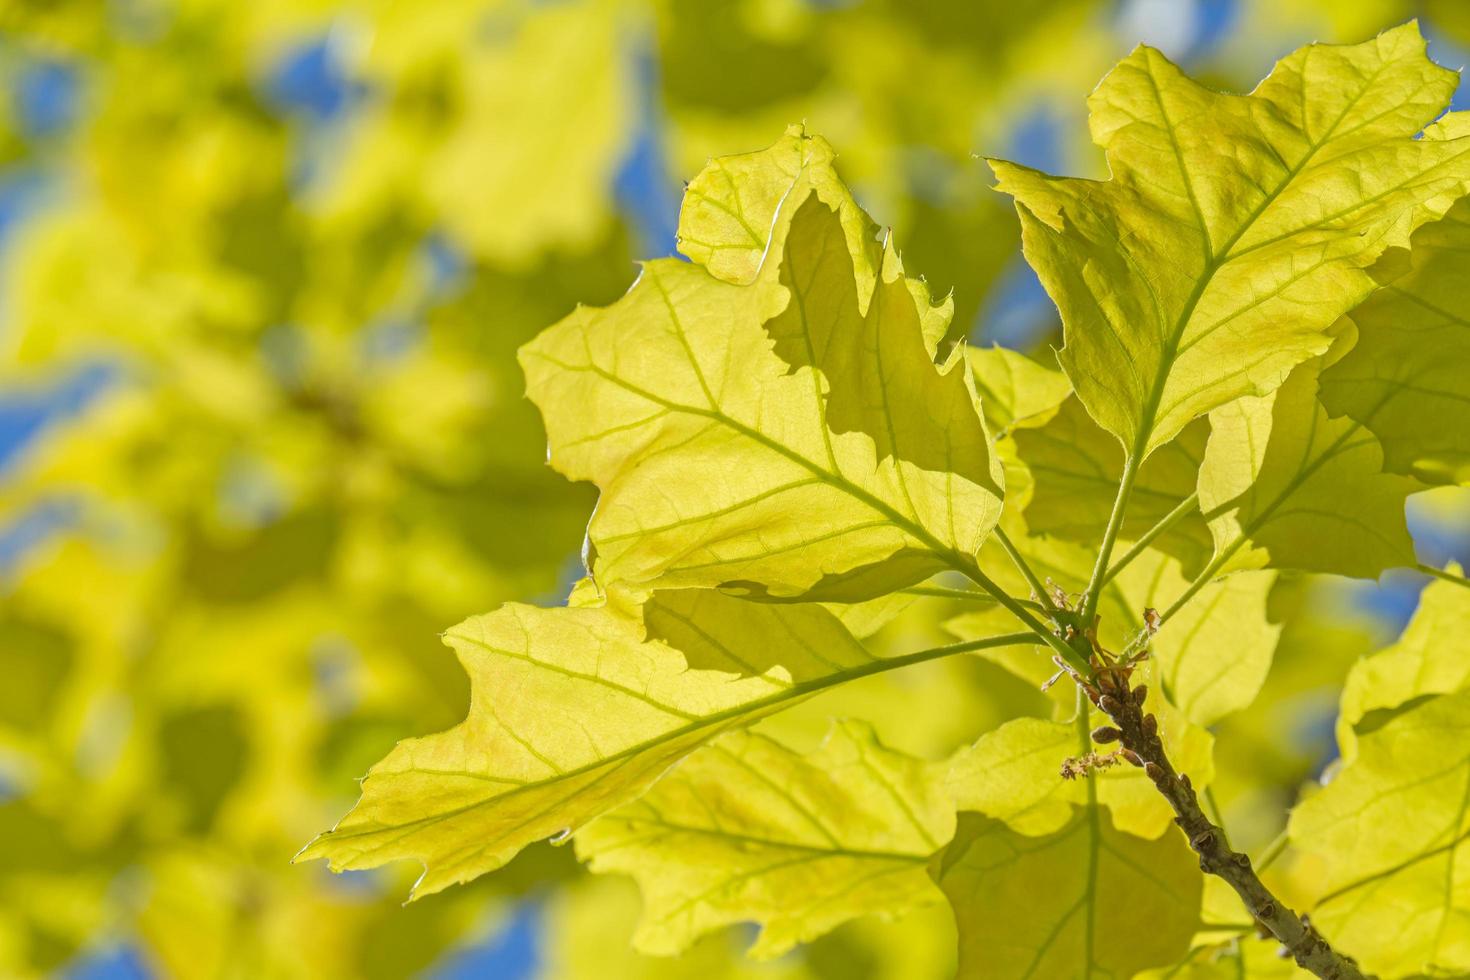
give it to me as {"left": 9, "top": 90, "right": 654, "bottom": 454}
{"left": 1071, "top": 652, "right": 1371, "bottom": 980}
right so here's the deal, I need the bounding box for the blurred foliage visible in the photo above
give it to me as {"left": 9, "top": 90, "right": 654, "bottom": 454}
{"left": 0, "top": 0, "right": 1455, "bottom": 976}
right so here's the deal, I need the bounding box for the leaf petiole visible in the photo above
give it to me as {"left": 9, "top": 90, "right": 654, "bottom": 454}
{"left": 994, "top": 525, "right": 1060, "bottom": 612}
{"left": 1081, "top": 449, "right": 1143, "bottom": 625}
{"left": 1100, "top": 492, "right": 1200, "bottom": 586}
{"left": 1416, "top": 562, "right": 1470, "bottom": 592}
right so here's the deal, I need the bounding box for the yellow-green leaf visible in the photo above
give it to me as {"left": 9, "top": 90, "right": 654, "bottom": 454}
{"left": 521, "top": 131, "right": 1003, "bottom": 601}
{"left": 1136, "top": 939, "right": 1311, "bottom": 978}
{"left": 299, "top": 589, "right": 1017, "bottom": 898}
{"left": 677, "top": 126, "right": 868, "bottom": 291}
{"left": 1320, "top": 117, "right": 1470, "bottom": 486}
{"left": 675, "top": 125, "right": 954, "bottom": 355}
{"left": 947, "top": 686, "right": 1214, "bottom": 839}
{"left": 933, "top": 810, "right": 1201, "bottom": 979}
{"left": 299, "top": 592, "right": 877, "bottom": 897}
{"left": 993, "top": 24, "right": 1470, "bottom": 459}
{"left": 1336, "top": 568, "right": 1470, "bottom": 756}
{"left": 577, "top": 721, "right": 952, "bottom": 958}
{"left": 1289, "top": 688, "right": 1470, "bottom": 977}
{"left": 1112, "top": 552, "right": 1280, "bottom": 726}
{"left": 965, "top": 345, "right": 1072, "bottom": 437}
{"left": 1198, "top": 358, "right": 1422, "bottom": 578}
{"left": 1015, "top": 397, "right": 1213, "bottom": 576}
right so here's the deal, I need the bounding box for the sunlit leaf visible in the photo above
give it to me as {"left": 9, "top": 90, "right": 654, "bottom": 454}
{"left": 1320, "top": 125, "right": 1470, "bottom": 486}
{"left": 1337, "top": 569, "right": 1470, "bottom": 756}
{"left": 965, "top": 345, "right": 1073, "bottom": 437}
{"left": 1198, "top": 356, "right": 1423, "bottom": 579}
{"left": 578, "top": 721, "right": 952, "bottom": 958}
{"left": 521, "top": 130, "right": 1002, "bottom": 601}
{"left": 947, "top": 684, "right": 1214, "bottom": 840}
{"left": 933, "top": 809, "right": 1201, "bottom": 979}
{"left": 994, "top": 23, "right": 1470, "bottom": 458}
{"left": 1111, "top": 552, "right": 1279, "bottom": 726}
{"left": 1015, "top": 397, "right": 1212, "bottom": 575}
{"left": 1289, "top": 688, "right": 1470, "bottom": 977}
{"left": 299, "top": 590, "right": 988, "bottom": 897}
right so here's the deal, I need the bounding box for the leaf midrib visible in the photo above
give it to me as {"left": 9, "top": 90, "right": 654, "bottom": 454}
{"left": 307, "top": 633, "right": 1031, "bottom": 851}
{"left": 1125, "top": 53, "right": 1399, "bottom": 460}
{"left": 593, "top": 814, "right": 928, "bottom": 864}
{"left": 527, "top": 349, "right": 977, "bottom": 576}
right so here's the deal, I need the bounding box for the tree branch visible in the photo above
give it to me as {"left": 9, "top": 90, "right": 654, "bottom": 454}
{"left": 1077, "top": 666, "right": 1371, "bottom": 980}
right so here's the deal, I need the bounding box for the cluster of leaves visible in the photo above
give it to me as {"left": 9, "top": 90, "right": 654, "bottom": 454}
{"left": 301, "top": 23, "right": 1470, "bottom": 980}
{"left": 0, "top": 0, "right": 1235, "bottom": 976}
{"left": 4, "top": 1, "right": 1470, "bottom": 978}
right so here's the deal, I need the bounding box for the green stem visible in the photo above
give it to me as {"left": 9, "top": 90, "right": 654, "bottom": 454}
{"left": 1101, "top": 492, "right": 1200, "bottom": 585}
{"left": 1159, "top": 544, "right": 1235, "bottom": 626}
{"left": 1256, "top": 829, "right": 1290, "bottom": 873}
{"left": 899, "top": 585, "right": 1047, "bottom": 612}
{"left": 1417, "top": 562, "right": 1470, "bottom": 591}
{"left": 1076, "top": 684, "right": 1101, "bottom": 976}
{"left": 994, "top": 525, "right": 1059, "bottom": 611}
{"left": 1081, "top": 450, "right": 1142, "bottom": 626}
{"left": 962, "top": 560, "right": 1092, "bottom": 676}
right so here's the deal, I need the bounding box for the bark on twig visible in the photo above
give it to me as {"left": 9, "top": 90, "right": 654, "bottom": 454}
{"left": 1073, "top": 662, "right": 1371, "bottom": 980}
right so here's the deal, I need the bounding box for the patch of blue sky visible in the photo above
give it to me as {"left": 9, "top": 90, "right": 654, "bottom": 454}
{"left": 972, "top": 257, "right": 1056, "bottom": 350}
{"left": 0, "top": 499, "right": 79, "bottom": 576}
{"left": 0, "top": 168, "right": 57, "bottom": 269}
{"left": 1346, "top": 569, "right": 1428, "bottom": 635}
{"left": 1112, "top": 0, "right": 1237, "bottom": 64}
{"left": 421, "top": 901, "right": 540, "bottom": 980}
{"left": 314, "top": 862, "right": 392, "bottom": 898}
{"left": 311, "top": 634, "right": 362, "bottom": 718}
{"left": 613, "top": 43, "right": 680, "bottom": 259}
{"left": 1334, "top": 495, "right": 1470, "bottom": 636}
{"left": 259, "top": 31, "right": 369, "bottom": 192}
{"left": 262, "top": 34, "right": 360, "bottom": 123}
{"left": 359, "top": 317, "right": 425, "bottom": 365}
{"left": 1409, "top": 492, "right": 1470, "bottom": 570}
{"left": 971, "top": 105, "right": 1063, "bottom": 350}
{"left": 0, "top": 361, "right": 114, "bottom": 470}
{"left": 423, "top": 231, "right": 469, "bottom": 298}
{"left": 1421, "top": 17, "right": 1470, "bottom": 112}
{"left": 14, "top": 57, "right": 81, "bottom": 138}
{"left": 61, "top": 943, "right": 154, "bottom": 980}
